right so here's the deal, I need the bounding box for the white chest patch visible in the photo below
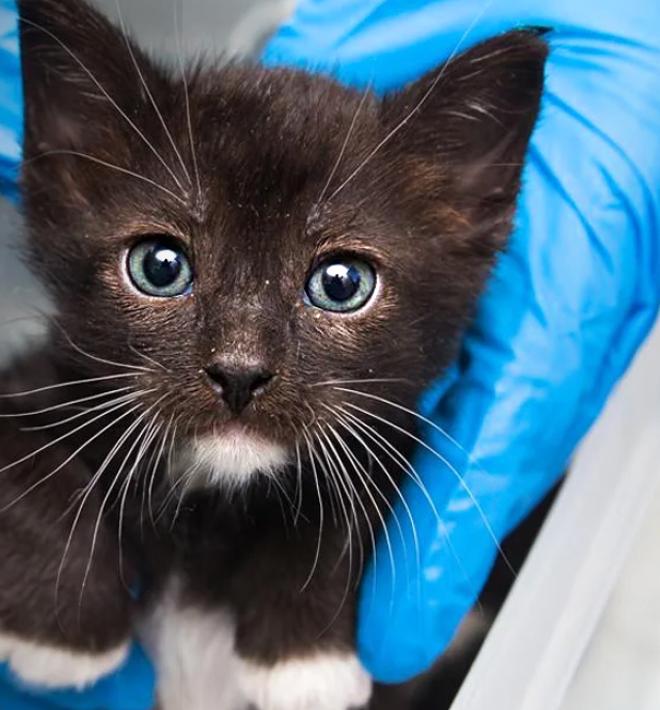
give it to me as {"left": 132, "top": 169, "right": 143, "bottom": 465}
{"left": 139, "top": 582, "right": 242, "bottom": 710}
{"left": 184, "top": 432, "right": 289, "bottom": 489}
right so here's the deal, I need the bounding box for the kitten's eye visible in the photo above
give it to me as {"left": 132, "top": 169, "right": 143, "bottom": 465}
{"left": 305, "top": 258, "right": 376, "bottom": 313}
{"left": 127, "top": 237, "right": 193, "bottom": 298}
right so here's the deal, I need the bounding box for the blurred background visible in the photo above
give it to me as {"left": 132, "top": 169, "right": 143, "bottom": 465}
{"left": 1, "top": 2, "right": 659, "bottom": 709}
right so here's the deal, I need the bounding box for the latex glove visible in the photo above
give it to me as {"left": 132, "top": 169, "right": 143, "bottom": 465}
{"left": 1, "top": 1, "right": 155, "bottom": 708}
{"left": 265, "top": 0, "right": 660, "bottom": 683}
{"left": 0, "top": 0, "right": 21, "bottom": 202}
{"left": 0, "top": 646, "right": 155, "bottom": 710}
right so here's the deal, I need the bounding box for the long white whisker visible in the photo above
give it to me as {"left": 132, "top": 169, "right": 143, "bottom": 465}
{"left": 0, "top": 390, "right": 152, "bottom": 476}
{"left": 315, "top": 427, "right": 357, "bottom": 572}
{"left": 54, "top": 326, "right": 154, "bottom": 374}
{"left": 21, "top": 389, "right": 148, "bottom": 432}
{"left": 1, "top": 398, "right": 143, "bottom": 513}
{"left": 316, "top": 83, "right": 372, "bottom": 206}
{"left": 54, "top": 401, "right": 148, "bottom": 613}
{"left": 0, "top": 373, "right": 140, "bottom": 400}
{"left": 0, "top": 386, "right": 135, "bottom": 419}
{"left": 327, "top": 422, "right": 396, "bottom": 587}
{"left": 117, "top": 415, "right": 163, "bottom": 586}
{"left": 300, "top": 430, "right": 324, "bottom": 592}
{"left": 174, "top": 0, "right": 202, "bottom": 200}
{"left": 20, "top": 17, "right": 187, "bottom": 196}
{"left": 325, "top": 2, "right": 493, "bottom": 204}
{"left": 78, "top": 394, "right": 169, "bottom": 607}
{"left": 336, "top": 403, "right": 440, "bottom": 521}
{"left": 311, "top": 377, "right": 410, "bottom": 389}
{"left": 114, "top": 0, "right": 192, "bottom": 187}
{"left": 314, "top": 426, "right": 358, "bottom": 627}
{"left": 331, "top": 405, "right": 419, "bottom": 574}
{"left": 342, "top": 398, "right": 515, "bottom": 575}
{"left": 25, "top": 151, "right": 187, "bottom": 206}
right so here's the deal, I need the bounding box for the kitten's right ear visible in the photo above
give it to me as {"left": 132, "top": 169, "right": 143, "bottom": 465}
{"left": 19, "top": 0, "right": 157, "bottom": 164}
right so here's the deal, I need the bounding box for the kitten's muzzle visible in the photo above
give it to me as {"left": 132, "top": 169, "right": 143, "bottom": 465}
{"left": 204, "top": 360, "right": 275, "bottom": 415}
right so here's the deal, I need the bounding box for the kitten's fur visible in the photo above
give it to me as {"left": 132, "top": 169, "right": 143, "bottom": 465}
{"left": 0, "top": 0, "right": 546, "bottom": 707}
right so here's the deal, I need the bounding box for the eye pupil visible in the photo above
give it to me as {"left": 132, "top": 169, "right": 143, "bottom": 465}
{"left": 322, "top": 263, "right": 360, "bottom": 302}
{"left": 305, "top": 257, "right": 376, "bottom": 313}
{"left": 127, "top": 237, "right": 193, "bottom": 298}
{"left": 143, "top": 247, "right": 182, "bottom": 288}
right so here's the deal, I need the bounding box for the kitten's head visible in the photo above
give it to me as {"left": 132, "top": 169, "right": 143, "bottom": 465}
{"left": 19, "top": 0, "right": 546, "bottom": 488}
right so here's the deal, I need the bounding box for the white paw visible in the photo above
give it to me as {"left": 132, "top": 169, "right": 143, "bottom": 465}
{"left": 237, "top": 652, "right": 372, "bottom": 710}
{"left": 0, "top": 632, "right": 129, "bottom": 689}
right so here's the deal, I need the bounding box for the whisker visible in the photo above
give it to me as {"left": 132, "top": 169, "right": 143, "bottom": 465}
{"left": 78, "top": 393, "right": 170, "bottom": 607}
{"left": 54, "top": 400, "right": 149, "bottom": 614}
{"left": 314, "top": 426, "right": 358, "bottom": 625}
{"left": 113, "top": 0, "right": 192, "bottom": 187}
{"left": 342, "top": 398, "right": 515, "bottom": 576}
{"left": 20, "top": 16, "right": 187, "bottom": 196}
{"left": 1, "top": 397, "right": 143, "bottom": 514}
{"left": 334, "top": 386, "right": 480, "bottom": 482}
{"left": 0, "top": 390, "right": 152, "bottom": 476}
{"left": 174, "top": 0, "right": 202, "bottom": 201}
{"left": 300, "top": 430, "right": 325, "bottom": 592}
{"left": 316, "top": 83, "right": 372, "bottom": 207}
{"left": 54, "top": 325, "right": 155, "bottom": 374}
{"left": 324, "top": 2, "right": 493, "bottom": 204}
{"left": 330, "top": 405, "right": 420, "bottom": 574}
{"left": 311, "top": 377, "right": 410, "bottom": 389}
{"left": 24, "top": 151, "right": 187, "bottom": 206}
{"left": 327, "top": 422, "right": 396, "bottom": 587}
{"left": 128, "top": 343, "right": 170, "bottom": 373}
{"left": 117, "top": 414, "right": 163, "bottom": 586}
{"left": 0, "top": 372, "right": 140, "bottom": 399}
{"left": 0, "top": 385, "right": 135, "bottom": 419}
{"left": 21, "top": 389, "right": 148, "bottom": 432}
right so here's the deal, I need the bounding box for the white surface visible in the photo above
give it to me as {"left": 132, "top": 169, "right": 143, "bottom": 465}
{"left": 450, "top": 321, "right": 660, "bottom": 710}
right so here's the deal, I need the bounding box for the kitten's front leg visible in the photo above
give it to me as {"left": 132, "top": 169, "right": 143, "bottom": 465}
{"left": 0, "top": 430, "right": 133, "bottom": 689}
{"left": 230, "top": 523, "right": 372, "bottom": 710}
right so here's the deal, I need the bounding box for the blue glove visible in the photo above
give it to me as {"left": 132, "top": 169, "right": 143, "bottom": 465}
{"left": 1, "top": 2, "right": 155, "bottom": 708}
{"left": 265, "top": 0, "right": 660, "bottom": 683}
{"left": 0, "top": 0, "right": 21, "bottom": 202}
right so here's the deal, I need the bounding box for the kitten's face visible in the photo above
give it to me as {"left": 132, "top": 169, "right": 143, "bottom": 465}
{"left": 19, "top": 0, "right": 546, "bottom": 487}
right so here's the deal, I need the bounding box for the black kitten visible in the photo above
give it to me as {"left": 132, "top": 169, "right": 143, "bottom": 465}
{"left": 0, "top": 0, "right": 546, "bottom": 707}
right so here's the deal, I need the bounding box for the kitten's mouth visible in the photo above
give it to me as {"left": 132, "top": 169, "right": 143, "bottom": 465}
{"left": 183, "top": 428, "right": 289, "bottom": 488}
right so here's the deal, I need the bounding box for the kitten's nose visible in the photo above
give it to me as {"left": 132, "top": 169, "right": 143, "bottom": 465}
{"left": 204, "top": 361, "right": 274, "bottom": 414}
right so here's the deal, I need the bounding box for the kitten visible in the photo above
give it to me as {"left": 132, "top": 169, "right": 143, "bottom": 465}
{"left": 0, "top": 0, "right": 546, "bottom": 707}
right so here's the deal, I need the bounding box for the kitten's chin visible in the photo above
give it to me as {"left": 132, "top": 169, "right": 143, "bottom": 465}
{"left": 186, "top": 431, "right": 289, "bottom": 489}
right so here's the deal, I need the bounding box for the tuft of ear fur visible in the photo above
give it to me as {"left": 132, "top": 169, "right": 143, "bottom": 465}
{"left": 382, "top": 30, "right": 547, "bottom": 215}
{"left": 18, "top": 0, "right": 167, "bottom": 206}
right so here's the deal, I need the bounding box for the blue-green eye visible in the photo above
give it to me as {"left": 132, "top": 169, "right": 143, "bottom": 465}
{"left": 127, "top": 237, "right": 193, "bottom": 298}
{"left": 305, "top": 258, "right": 377, "bottom": 313}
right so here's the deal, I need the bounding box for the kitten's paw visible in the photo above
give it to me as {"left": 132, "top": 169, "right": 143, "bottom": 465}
{"left": 237, "top": 652, "right": 372, "bottom": 710}
{"left": 0, "top": 632, "right": 129, "bottom": 689}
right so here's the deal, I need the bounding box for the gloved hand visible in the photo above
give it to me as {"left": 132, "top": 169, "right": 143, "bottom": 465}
{"left": 265, "top": 0, "right": 660, "bottom": 684}
{"left": 0, "top": 0, "right": 21, "bottom": 202}
{"left": 1, "top": 2, "right": 155, "bottom": 708}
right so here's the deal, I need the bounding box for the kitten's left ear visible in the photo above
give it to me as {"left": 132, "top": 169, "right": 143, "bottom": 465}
{"left": 381, "top": 30, "right": 548, "bottom": 207}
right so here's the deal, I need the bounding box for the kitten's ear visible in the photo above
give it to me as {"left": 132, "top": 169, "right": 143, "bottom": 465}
{"left": 19, "top": 0, "right": 157, "bottom": 160}
{"left": 382, "top": 30, "right": 547, "bottom": 208}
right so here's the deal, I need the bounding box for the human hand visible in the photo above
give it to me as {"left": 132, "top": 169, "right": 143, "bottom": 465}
{"left": 265, "top": 0, "right": 660, "bottom": 682}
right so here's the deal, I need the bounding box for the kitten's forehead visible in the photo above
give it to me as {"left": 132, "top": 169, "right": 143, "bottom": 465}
{"left": 188, "top": 67, "right": 379, "bottom": 214}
